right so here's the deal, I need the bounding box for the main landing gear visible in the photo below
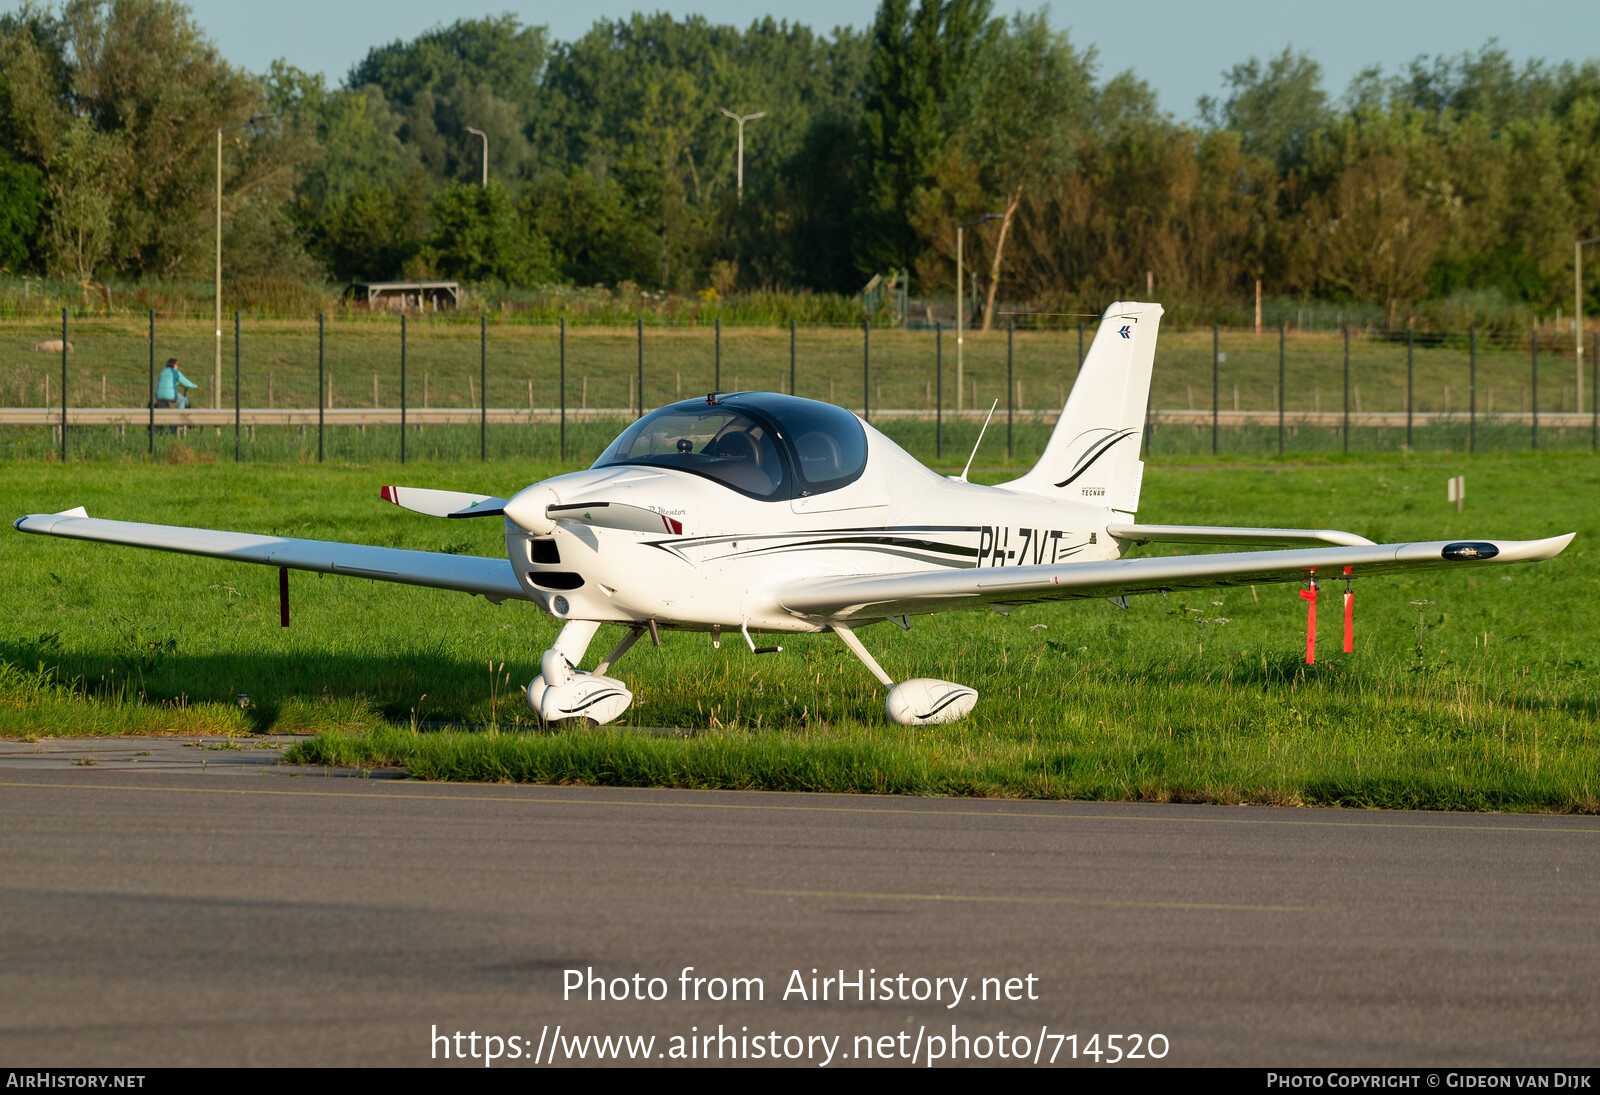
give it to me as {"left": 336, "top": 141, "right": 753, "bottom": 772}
{"left": 526, "top": 620, "right": 643, "bottom": 726}
{"left": 832, "top": 623, "right": 978, "bottom": 726}
{"left": 529, "top": 619, "right": 979, "bottom": 728}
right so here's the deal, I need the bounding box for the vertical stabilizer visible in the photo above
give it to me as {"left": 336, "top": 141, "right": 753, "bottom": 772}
{"left": 1002, "top": 301, "right": 1161, "bottom": 517}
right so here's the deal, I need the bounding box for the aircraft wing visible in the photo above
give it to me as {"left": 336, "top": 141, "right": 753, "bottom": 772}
{"left": 775, "top": 534, "right": 1574, "bottom": 622}
{"left": 13, "top": 510, "right": 529, "bottom": 604}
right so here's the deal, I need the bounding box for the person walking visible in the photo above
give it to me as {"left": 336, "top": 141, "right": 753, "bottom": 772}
{"left": 155, "top": 358, "right": 198, "bottom": 409}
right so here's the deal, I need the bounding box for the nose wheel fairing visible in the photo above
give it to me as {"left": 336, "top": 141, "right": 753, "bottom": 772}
{"left": 527, "top": 620, "right": 641, "bottom": 726}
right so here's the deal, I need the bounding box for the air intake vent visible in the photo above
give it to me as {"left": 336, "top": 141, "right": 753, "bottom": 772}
{"left": 528, "top": 539, "right": 560, "bottom": 564}
{"left": 529, "top": 571, "right": 584, "bottom": 590}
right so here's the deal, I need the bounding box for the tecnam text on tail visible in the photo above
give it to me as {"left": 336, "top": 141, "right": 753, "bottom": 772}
{"left": 15, "top": 302, "right": 1573, "bottom": 726}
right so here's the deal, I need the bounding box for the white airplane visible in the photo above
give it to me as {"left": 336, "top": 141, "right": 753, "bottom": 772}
{"left": 14, "top": 302, "right": 1574, "bottom": 727}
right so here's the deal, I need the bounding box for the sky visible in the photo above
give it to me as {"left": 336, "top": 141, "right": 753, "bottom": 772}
{"left": 10, "top": 1, "right": 1599, "bottom": 121}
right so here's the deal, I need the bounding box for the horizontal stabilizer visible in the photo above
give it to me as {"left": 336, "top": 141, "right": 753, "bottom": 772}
{"left": 381, "top": 485, "right": 508, "bottom": 519}
{"left": 14, "top": 512, "right": 528, "bottom": 603}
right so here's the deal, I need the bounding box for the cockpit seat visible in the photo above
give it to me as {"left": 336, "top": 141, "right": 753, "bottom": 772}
{"left": 795, "top": 430, "right": 842, "bottom": 477}
{"left": 712, "top": 430, "right": 760, "bottom": 464}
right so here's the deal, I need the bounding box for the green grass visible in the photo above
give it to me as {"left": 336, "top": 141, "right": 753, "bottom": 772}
{"left": 1, "top": 452, "right": 1597, "bottom": 810}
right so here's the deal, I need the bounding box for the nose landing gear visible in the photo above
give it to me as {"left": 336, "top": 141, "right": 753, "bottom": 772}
{"left": 527, "top": 620, "right": 644, "bottom": 726}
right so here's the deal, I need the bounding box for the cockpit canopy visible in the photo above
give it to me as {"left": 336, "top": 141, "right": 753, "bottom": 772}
{"left": 593, "top": 392, "right": 868, "bottom": 500}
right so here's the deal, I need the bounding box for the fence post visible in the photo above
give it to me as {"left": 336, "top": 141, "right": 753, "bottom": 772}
{"left": 714, "top": 317, "right": 721, "bottom": 391}
{"left": 862, "top": 318, "right": 870, "bottom": 421}
{"left": 400, "top": 313, "right": 407, "bottom": 465}
{"left": 1406, "top": 326, "right": 1414, "bottom": 450}
{"left": 1531, "top": 329, "right": 1539, "bottom": 450}
{"left": 1277, "top": 322, "right": 1285, "bottom": 456}
{"left": 1211, "top": 324, "right": 1219, "bottom": 456}
{"left": 1342, "top": 325, "right": 1350, "bottom": 454}
{"left": 1468, "top": 330, "right": 1476, "bottom": 455}
{"left": 1006, "top": 319, "right": 1014, "bottom": 460}
{"left": 233, "top": 311, "right": 241, "bottom": 464}
{"left": 147, "top": 310, "right": 155, "bottom": 458}
{"left": 789, "top": 318, "right": 796, "bottom": 398}
{"left": 936, "top": 322, "right": 943, "bottom": 459}
{"left": 60, "top": 308, "right": 67, "bottom": 462}
{"left": 1592, "top": 333, "right": 1598, "bottom": 452}
{"left": 636, "top": 317, "right": 644, "bottom": 419}
{"left": 316, "top": 313, "right": 325, "bottom": 462}
{"left": 1077, "top": 322, "right": 1084, "bottom": 377}
{"left": 481, "top": 315, "right": 488, "bottom": 460}
{"left": 559, "top": 317, "right": 567, "bottom": 462}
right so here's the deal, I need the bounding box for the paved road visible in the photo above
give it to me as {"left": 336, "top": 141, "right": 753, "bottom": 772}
{"left": 2, "top": 751, "right": 1597, "bottom": 1067}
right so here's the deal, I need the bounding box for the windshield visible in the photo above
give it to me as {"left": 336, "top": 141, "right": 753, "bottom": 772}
{"left": 594, "top": 405, "right": 787, "bottom": 498}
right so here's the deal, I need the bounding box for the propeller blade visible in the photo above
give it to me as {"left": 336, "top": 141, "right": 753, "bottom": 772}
{"left": 381, "top": 485, "right": 508, "bottom": 519}
{"left": 548, "top": 502, "right": 685, "bottom": 536}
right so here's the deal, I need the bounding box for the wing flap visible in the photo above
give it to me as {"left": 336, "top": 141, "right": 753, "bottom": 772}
{"left": 14, "top": 512, "right": 529, "bottom": 603}
{"left": 775, "top": 534, "right": 1574, "bottom": 621}
{"left": 1107, "top": 523, "right": 1375, "bottom": 547}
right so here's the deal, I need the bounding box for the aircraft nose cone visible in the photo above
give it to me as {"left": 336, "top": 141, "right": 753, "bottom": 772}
{"left": 503, "top": 485, "right": 556, "bottom": 536}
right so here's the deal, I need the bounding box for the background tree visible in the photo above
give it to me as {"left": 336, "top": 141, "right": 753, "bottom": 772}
{"left": 954, "top": 12, "right": 1093, "bottom": 329}
{"left": 427, "top": 180, "right": 555, "bottom": 285}
{"left": 347, "top": 15, "right": 547, "bottom": 187}
{"left": 0, "top": 150, "right": 45, "bottom": 270}
{"left": 0, "top": 0, "right": 315, "bottom": 278}
{"left": 853, "top": 0, "right": 994, "bottom": 280}
{"left": 1199, "top": 46, "right": 1330, "bottom": 173}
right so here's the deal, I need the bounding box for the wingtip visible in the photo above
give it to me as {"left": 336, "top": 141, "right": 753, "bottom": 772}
{"left": 380, "top": 485, "right": 395, "bottom": 504}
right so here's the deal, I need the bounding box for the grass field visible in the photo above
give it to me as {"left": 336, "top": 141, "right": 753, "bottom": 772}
{"left": 2, "top": 447, "right": 1596, "bottom": 810}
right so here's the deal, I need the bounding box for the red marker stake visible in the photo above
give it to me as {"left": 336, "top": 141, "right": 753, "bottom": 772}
{"left": 1341, "top": 567, "right": 1354, "bottom": 654}
{"left": 1300, "top": 582, "right": 1317, "bottom": 664}
{"left": 279, "top": 567, "right": 290, "bottom": 628}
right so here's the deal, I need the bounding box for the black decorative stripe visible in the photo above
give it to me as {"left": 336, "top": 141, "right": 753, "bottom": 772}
{"left": 655, "top": 524, "right": 984, "bottom": 546}
{"left": 558, "top": 690, "right": 629, "bottom": 714}
{"left": 737, "top": 535, "right": 976, "bottom": 557}
{"left": 1054, "top": 429, "right": 1136, "bottom": 488}
{"left": 916, "top": 689, "right": 975, "bottom": 719}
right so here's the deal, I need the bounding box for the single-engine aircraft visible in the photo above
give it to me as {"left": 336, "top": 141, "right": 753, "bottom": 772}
{"left": 14, "top": 302, "right": 1574, "bottom": 726}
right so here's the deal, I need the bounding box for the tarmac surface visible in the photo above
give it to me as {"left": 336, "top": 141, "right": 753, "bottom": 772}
{"left": 2, "top": 737, "right": 1598, "bottom": 1067}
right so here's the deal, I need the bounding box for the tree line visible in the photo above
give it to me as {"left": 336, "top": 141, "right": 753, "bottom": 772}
{"left": 1, "top": 0, "right": 1597, "bottom": 326}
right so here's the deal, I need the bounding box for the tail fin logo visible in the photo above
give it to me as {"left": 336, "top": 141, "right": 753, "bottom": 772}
{"left": 1118, "top": 325, "right": 1132, "bottom": 339}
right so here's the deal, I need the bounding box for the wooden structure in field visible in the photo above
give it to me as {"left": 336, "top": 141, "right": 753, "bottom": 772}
{"left": 345, "top": 281, "right": 460, "bottom": 312}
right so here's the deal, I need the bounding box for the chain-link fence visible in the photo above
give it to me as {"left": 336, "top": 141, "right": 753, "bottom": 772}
{"left": 3, "top": 311, "right": 1596, "bottom": 465}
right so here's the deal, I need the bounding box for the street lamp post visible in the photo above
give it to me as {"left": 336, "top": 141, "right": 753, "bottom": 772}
{"left": 466, "top": 127, "right": 488, "bottom": 187}
{"left": 717, "top": 108, "right": 765, "bottom": 204}
{"left": 955, "top": 214, "right": 1003, "bottom": 415}
{"left": 214, "top": 113, "right": 274, "bottom": 408}
{"left": 1578, "top": 236, "right": 1599, "bottom": 413}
